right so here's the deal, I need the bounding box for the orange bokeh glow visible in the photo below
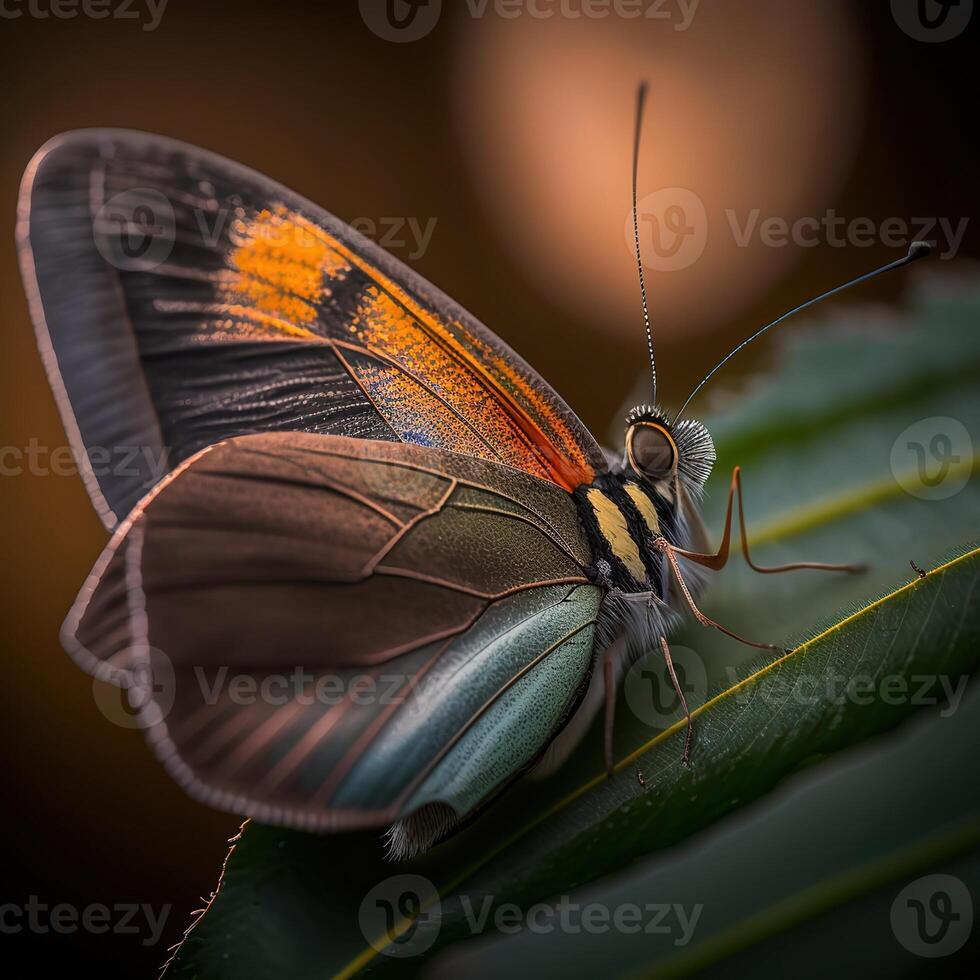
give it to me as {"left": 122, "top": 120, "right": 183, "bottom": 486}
{"left": 452, "top": 0, "right": 864, "bottom": 342}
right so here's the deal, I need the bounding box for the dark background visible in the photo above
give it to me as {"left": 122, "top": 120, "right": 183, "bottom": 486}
{"left": 1, "top": 1, "right": 978, "bottom": 975}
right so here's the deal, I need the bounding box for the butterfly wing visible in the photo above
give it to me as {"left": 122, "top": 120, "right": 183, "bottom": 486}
{"left": 65, "top": 431, "right": 601, "bottom": 837}
{"left": 18, "top": 129, "right": 604, "bottom": 527}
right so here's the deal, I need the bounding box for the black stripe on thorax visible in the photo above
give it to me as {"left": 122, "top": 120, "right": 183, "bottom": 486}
{"left": 574, "top": 475, "right": 669, "bottom": 594}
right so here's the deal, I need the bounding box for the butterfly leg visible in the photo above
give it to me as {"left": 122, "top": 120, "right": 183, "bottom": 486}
{"left": 656, "top": 538, "right": 784, "bottom": 653}
{"left": 675, "top": 466, "right": 865, "bottom": 574}
{"left": 660, "top": 636, "right": 694, "bottom": 765}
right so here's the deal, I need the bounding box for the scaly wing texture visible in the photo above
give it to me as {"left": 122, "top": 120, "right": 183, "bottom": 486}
{"left": 18, "top": 129, "right": 604, "bottom": 526}
{"left": 64, "top": 432, "right": 601, "bottom": 830}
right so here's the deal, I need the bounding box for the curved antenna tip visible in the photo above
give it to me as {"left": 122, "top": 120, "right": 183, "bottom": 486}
{"left": 631, "top": 80, "right": 656, "bottom": 404}
{"left": 675, "top": 243, "right": 934, "bottom": 420}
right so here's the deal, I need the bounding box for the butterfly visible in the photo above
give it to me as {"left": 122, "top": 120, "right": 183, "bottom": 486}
{"left": 17, "top": 86, "right": 927, "bottom": 859}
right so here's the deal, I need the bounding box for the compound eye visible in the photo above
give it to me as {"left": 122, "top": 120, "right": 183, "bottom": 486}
{"left": 627, "top": 423, "right": 677, "bottom": 482}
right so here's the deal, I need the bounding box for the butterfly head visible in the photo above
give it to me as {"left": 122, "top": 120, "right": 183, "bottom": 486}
{"left": 624, "top": 404, "right": 715, "bottom": 498}
{"left": 624, "top": 87, "right": 931, "bottom": 507}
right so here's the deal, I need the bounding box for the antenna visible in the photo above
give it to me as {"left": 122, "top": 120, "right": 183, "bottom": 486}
{"left": 675, "top": 241, "right": 932, "bottom": 419}
{"left": 631, "top": 81, "right": 656, "bottom": 404}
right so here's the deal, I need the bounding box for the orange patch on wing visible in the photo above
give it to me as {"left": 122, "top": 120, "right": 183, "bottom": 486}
{"left": 219, "top": 207, "right": 351, "bottom": 331}
{"left": 323, "top": 226, "right": 594, "bottom": 489}
{"left": 342, "top": 346, "right": 494, "bottom": 460}
{"left": 347, "top": 286, "right": 547, "bottom": 476}
{"left": 206, "top": 204, "right": 594, "bottom": 489}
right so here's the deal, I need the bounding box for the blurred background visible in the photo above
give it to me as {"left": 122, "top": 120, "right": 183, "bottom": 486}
{"left": 0, "top": 1, "right": 978, "bottom": 975}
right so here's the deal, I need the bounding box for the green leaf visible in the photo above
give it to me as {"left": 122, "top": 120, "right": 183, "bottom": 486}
{"left": 165, "top": 279, "right": 980, "bottom": 979}
{"left": 426, "top": 667, "right": 980, "bottom": 980}
{"left": 681, "top": 278, "right": 980, "bottom": 686}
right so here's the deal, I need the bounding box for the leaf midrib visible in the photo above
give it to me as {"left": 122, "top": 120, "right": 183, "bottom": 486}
{"left": 747, "top": 452, "right": 978, "bottom": 548}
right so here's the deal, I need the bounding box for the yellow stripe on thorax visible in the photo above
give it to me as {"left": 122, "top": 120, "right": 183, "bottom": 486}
{"left": 623, "top": 482, "right": 660, "bottom": 537}
{"left": 585, "top": 488, "right": 646, "bottom": 583}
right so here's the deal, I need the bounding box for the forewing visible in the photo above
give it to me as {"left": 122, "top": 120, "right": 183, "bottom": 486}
{"left": 65, "top": 432, "right": 601, "bottom": 830}
{"left": 18, "top": 129, "right": 604, "bottom": 526}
